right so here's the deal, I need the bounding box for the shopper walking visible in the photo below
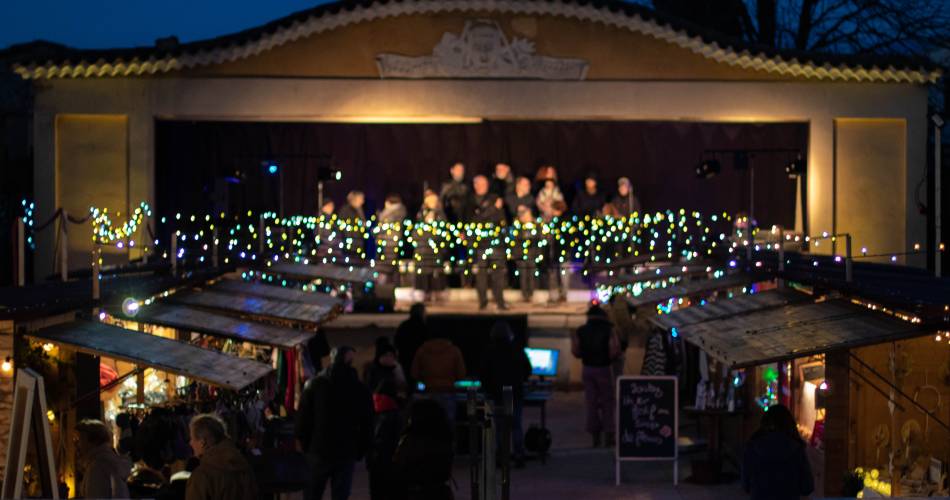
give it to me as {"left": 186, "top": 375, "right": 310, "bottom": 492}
{"left": 571, "top": 305, "right": 621, "bottom": 447}
{"left": 76, "top": 419, "right": 132, "bottom": 499}
{"left": 479, "top": 321, "right": 533, "bottom": 467}
{"left": 296, "top": 346, "right": 374, "bottom": 500}
{"left": 392, "top": 399, "right": 455, "bottom": 500}
{"left": 394, "top": 303, "right": 428, "bottom": 386}
{"left": 186, "top": 414, "right": 258, "bottom": 500}
{"left": 411, "top": 330, "right": 467, "bottom": 423}
{"left": 742, "top": 404, "right": 815, "bottom": 500}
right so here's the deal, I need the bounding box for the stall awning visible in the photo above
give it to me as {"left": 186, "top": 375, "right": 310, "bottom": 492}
{"left": 596, "top": 263, "right": 717, "bottom": 287}
{"left": 27, "top": 321, "right": 272, "bottom": 390}
{"left": 626, "top": 273, "right": 754, "bottom": 307}
{"left": 137, "top": 304, "right": 314, "bottom": 348}
{"left": 263, "top": 262, "right": 376, "bottom": 284}
{"left": 650, "top": 289, "right": 810, "bottom": 331}
{"left": 209, "top": 279, "right": 343, "bottom": 309}
{"left": 167, "top": 290, "right": 334, "bottom": 326}
{"left": 679, "top": 300, "right": 931, "bottom": 368}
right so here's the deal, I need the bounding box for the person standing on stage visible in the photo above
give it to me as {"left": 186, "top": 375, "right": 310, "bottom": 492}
{"left": 414, "top": 190, "right": 448, "bottom": 300}
{"left": 506, "top": 176, "right": 535, "bottom": 220}
{"left": 439, "top": 162, "right": 472, "bottom": 222}
{"left": 337, "top": 191, "right": 366, "bottom": 221}
{"left": 610, "top": 177, "right": 641, "bottom": 215}
{"left": 320, "top": 199, "right": 335, "bottom": 217}
{"left": 514, "top": 206, "right": 542, "bottom": 302}
{"left": 296, "top": 346, "right": 373, "bottom": 500}
{"left": 571, "top": 173, "right": 605, "bottom": 217}
{"left": 491, "top": 162, "right": 516, "bottom": 201}
{"left": 378, "top": 194, "right": 407, "bottom": 224}
{"left": 471, "top": 175, "right": 508, "bottom": 310}
{"left": 572, "top": 305, "right": 621, "bottom": 448}
{"left": 536, "top": 177, "right": 565, "bottom": 221}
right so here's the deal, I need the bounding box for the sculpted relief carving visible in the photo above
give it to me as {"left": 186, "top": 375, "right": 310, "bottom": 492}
{"left": 376, "top": 19, "right": 589, "bottom": 80}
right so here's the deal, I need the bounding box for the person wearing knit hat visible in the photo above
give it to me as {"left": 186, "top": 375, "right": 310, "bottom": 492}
{"left": 610, "top": 177, "right": 642, "bottom": 215}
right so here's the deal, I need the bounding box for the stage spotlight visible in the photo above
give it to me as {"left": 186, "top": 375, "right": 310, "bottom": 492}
{"left": 695, "top": 159, "right": 721, "bottom": 179}
{"left": 786, "top": 154, "right": 805, "bottom": 178}
{"left": 318, "top": 167, "right": 343, "bottom": 181}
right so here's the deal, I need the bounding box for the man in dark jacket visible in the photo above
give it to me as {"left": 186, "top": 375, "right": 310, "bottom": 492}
{"left": 296, "top": 346, "right": 373, "bottom": 500}
{"left": 571, "top": 305, "right": 620, "bottom": 447}
{"left": 505, "top": 176, "right": 535, "bottom": 220}
{"left": 480, "top": 321, "right": 532, "bottom": 466}
{"left": 742, "top": 404, "right": 815, "bottom": 500}
{"left": 471, "top": 175, "right": 509, "bottom": 310}
{"left": 571, "top": 174, "right": 606, "bottom": 217}
{"left": 394, "top": 303, "right": 428, "bottom": 384}
{"left": 439, "top": 162, "right": 472, "bottom": 222}
{"left": 186, "top": 414, "right": 258, "bottom": 500}
{"left": 491, "top": 162, "right": 516, "bottom": 201}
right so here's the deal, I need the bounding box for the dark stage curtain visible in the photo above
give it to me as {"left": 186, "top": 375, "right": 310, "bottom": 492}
{"left": 155, "top": 120, "right": 806, "bottom": 228}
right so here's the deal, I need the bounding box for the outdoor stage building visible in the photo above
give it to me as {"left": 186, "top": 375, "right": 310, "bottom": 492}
{"left": 8, "top": 0, "right": 940, "bottom": 278}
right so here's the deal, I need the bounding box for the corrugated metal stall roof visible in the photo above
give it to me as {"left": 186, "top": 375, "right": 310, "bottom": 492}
{"left": 626, "top": 274, "right": 753, "bottom": 307}
{"left": 262, "top": 262, "right": 376, "bottom": 284}
{"left": 167, "top": 290, "right": 334, "bottom": 326}
{"left": 209, "top": 279, "right": 343, "bottom": 309}
{"left": 650, "top": 289, "right": 810, "bottom": 331}
{"left": 27, "top": 321, "right": 272, "bottom": 390}
{"left": 137, "top": 304, "right": 313, "bottom": 348}
{"left": 680, "top": 300, "right": 930, "bottom": 367}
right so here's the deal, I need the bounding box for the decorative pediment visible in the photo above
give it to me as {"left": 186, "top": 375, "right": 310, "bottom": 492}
{"left": 376, "top": 19, "right": 588, "bottom": 80}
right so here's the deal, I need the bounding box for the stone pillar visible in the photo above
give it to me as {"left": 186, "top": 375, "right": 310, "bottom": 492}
{"left": 824, "top": 349, "right": 852, "bottom": 496}
{"left": 33, "top": 112, "right": 57, "bottom": 281}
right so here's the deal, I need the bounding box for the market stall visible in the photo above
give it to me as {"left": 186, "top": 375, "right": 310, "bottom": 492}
{"left": 208, "top": 278, "right": 344, "bottom": 310}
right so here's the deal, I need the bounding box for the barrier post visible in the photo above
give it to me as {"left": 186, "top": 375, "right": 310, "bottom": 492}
{"left": 171, "top": 232, "right": 178, "bottom": 277}
{"left": 845, "top": 234, "right": 853, "bottom": 283}
{"left": 468, "top": 387, "right": 479, "bottom": 500}
{"left": 17, "top": 218, "right": 25, "bottom": 287}
{"left": 259, "top": 214, "right": 265, "bottom": 255}
{"left": 212, "top": 227, "right": 219, "bottom": 267}
{"left": 60, "top": 210, "right": 68, "bottom": 282}
{"left": 92, "top": 244, "right": 101, "bottom": 301}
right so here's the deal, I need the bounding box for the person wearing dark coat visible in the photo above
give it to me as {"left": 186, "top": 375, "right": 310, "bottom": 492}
{"left": 439, "top": 162, "right": 473, "bottom": 223}
{"left": 571, "top": 305, "right": 620, "bottom": 447}
{"left": 296, "top": 346, "right": 374, "bottom": 500}
{"left": 393, "top": 303, "right": 428, "bottom": 386}
{"left": 392, "top": 399, "right": 455, "bottom": 500}
{"left": 337, "top": 191, "right": 366, "bottom": 221}
{"left": 479, "top": 321, "right": 532, "bottom": 467}
{"left": 571, "top": 174, "right": 606, "bottom": 217}
{"left": 415, "top": 190, "right": 448, "bottom": 300}
{"left": 505, "top": 176, "right": 535, "bottom": 220}
{"left": 186, "top": 414, "right": 258, "bottom": 500}
{"left": 471, "top": 175, "right": 508, "bottom": 310}
{"left": 742, "top": 404, "right": 815, "bottom": 500}
{"left": 362, "top": 337, "right": 408, "bottom": 402}
{"left": 609, "top": 177, "right": 641, "bottom": 215}
{"left": 365, "top": 371, "right": 403, "bottom": 500}
{"left": 491, "top": 163, "right": 516, "bottom": 201}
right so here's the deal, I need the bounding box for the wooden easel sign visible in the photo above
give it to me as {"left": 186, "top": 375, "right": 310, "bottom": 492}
{"left": 2, "top": 368, "right": 58, "bottom": 499}
{"left": 615, "top": 375, "right": 678, "bottom": 486}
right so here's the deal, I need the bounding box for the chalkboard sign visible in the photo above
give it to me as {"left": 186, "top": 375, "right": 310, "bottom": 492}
{"left": 616, "top": 375, "right": 678, "bottom": 459}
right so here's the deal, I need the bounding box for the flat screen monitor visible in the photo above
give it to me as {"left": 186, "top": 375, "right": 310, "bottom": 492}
{"left": 524, "top": 348, "right": 559, "bottom": 377}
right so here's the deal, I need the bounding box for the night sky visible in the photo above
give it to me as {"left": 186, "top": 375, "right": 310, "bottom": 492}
{"left": 0, "top": 0, "right": 334, "bottom": 49}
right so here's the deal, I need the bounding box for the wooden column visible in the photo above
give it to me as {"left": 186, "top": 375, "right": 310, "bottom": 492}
{"left": 824, "top": 349, "right": 852, "bottom": 496}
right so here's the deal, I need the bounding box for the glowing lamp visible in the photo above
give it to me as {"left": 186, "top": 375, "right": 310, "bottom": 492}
{"left": 122, "top": 298, "right": 141, "bottom": 317}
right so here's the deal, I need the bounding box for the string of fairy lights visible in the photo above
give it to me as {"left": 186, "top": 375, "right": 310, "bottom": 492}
{"left": 12, "top": 199, "right": 946, "bottom": 295}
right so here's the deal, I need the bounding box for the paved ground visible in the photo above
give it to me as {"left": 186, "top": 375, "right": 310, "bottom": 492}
{"left": 343, "top": 391, "right": 745, "bottom": 500}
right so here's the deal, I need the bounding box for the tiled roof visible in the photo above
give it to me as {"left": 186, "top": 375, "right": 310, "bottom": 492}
{"left": 5, "top": 0, "right": 941, "bottom": 83}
